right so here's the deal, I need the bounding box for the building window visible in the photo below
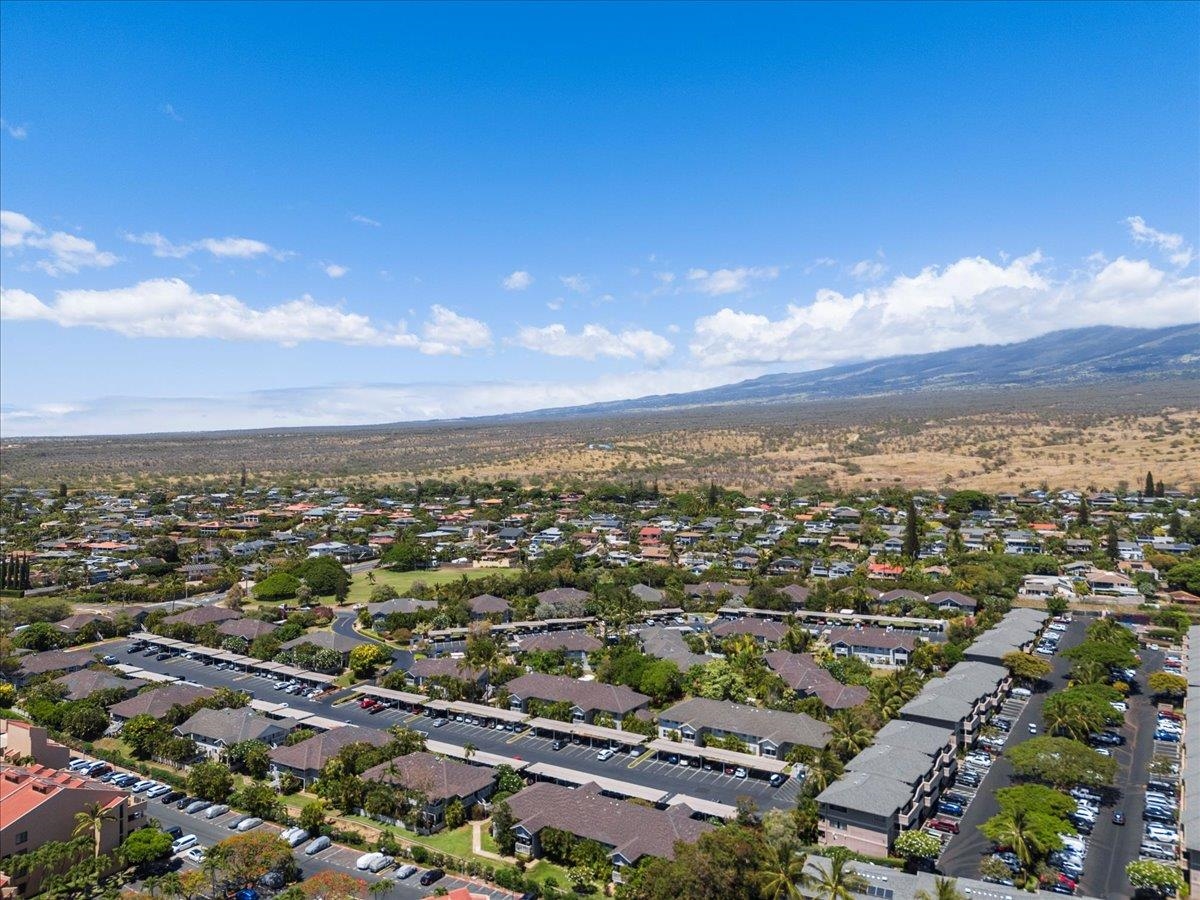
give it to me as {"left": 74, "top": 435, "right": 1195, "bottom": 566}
{"left": 16, "top": 831, "right": 28, "bottom": 844}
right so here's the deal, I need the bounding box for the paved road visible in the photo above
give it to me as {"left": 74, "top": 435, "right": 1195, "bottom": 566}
{"left": 938, "top": 617, "right": 1162, "bottom": 900}
{"left": 332, "top": 612, "right": 413, "bottom": 671}
{"left": 109, "top": 644, "right": 792, "bottom": 811}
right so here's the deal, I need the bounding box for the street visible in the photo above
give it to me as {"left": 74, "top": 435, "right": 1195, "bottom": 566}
{"left": 937, "top": 616, "right": 1162, "bottom": 900}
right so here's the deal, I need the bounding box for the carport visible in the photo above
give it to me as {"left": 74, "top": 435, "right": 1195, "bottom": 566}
{"left": 426, "top": 699, "right": 529, "bottom": 726}
{"left": 424, "top": 738, "right": 530, "bottom": 771}
{"left": 666, "top": 794, "right": 738, "bottom": 820}
{"left": 524, "top": 762, "right": 668, "bottom": 803}
{"left": 646, "top": 738, "right": 790, "bottom": 775}
{"left": 525, "top": 717, "right": 647, "bottom": 749}
{"left": 353, "top": 684, "right": 429, "bottom": 713}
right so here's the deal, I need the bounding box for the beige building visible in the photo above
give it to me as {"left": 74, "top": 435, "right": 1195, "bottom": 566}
{"left": 0, "top": 720, "right": 70, "bottom": 770}
{"left": 0, "top": 764, "right": 147, "bottom": 896}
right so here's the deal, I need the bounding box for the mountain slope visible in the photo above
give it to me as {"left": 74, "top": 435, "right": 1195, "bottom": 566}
{"left": 518, "top": 324, "right": 1199, "bottom": 419}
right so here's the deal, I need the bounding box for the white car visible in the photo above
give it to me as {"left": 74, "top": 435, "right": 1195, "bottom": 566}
{"left": 171, "top": 835, "right": 198, "bottom": 854}
{"left": 204, "top": 804, "right": 230, "bottom": 819}
{"left": 357, "top": 852, "right": 384, "bottom": 871}
{"left": 396, "top": 864, "right": 418, "bottom": 879}
{"left": 131, "top": 780, "right": 157, "bottom": 793}
{"left": 1028, "top": 723, "right": 1038, "bottom": 734}
{"left": 596, "top": 748, "right": 615, "bottom": 761}
{"left": 734, "top": 767, "right": 747, "bottom": 778}
{"left": 966, "top": 753, "right": 993, "bottom": 767}
{"left": 146, "top": 784, "right": 172, "bottom": 799}
{"left": 305, "top": 836, "right": 332, "bottom": 855}
{"left": 184, "top": 846, "right": 205, "bottom": 863}
{"left": 1110, "top": 701, "right": 1128, "bottom": 713}
{"left": 236, "top": 817, "right": 263, "bottom": 832}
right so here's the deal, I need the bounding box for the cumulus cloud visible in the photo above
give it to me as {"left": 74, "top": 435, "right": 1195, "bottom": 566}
{"left": 686, "top": 265, "right": 780, "bottom": 296}
{"left": 559, "top": 274, "right": 590, "bottom": 293}
{"left": 125, "top": 231, "right": 285, "bottom": 260}
{"left": 0, "top": 366, "right": 747, "bottom": 436}
{"left": 515, "top": 322, "right": 674, "bottom": 364}
{"left": 690, "top": 251, "right": 1199, "bottom": 367}
{"left": 502, "top": 270, "right": 533, "bottom": 291}
{"left": 1, "top": 210, "right": 118, "bottom": 276}
{"left": 1, "top": 119, "right": 28, "bottom": 139}
{"left": 849, "top": 257, "right": 888, "bottom": 281}
{"left": 323, "top": 263, "right": 349, "bottom": 278}
{"left": 1127, "top": 216, "right": 1195, "bottom": 268}
{"left": 0, "top": 278, "right": 490, "bottom": 354}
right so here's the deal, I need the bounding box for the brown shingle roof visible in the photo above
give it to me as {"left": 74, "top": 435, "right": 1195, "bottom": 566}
{"left": 269, "top": 726, "right": 392, "bottom": 775}
{"left": 506, "top": 781, "right": 713, "bottom": 864}
{"left": 517, "top": 632, "right": 602, "bottom": 654}
{"left": 764, "top": 651, "right": 868, "bottom": 710}
{"left": 506, "top": 673, "right": 649, "bottom": 716}
{"left": 711, "top": 618, "right": 787, "bottom": 642}
{"left": 467, "top": 594, "right": 510, "bottom": 615}
{"left": 217, "top": 618, "right": 279, "bottom": 640}
{"left": 161, "top": 606, "right": 241, "bottom": 627}
{"left": 361, "top": 751, "right": 495, "bottom": 803}
{"left": 52, "top": 669, "right": 145, "bottom": 701}
{"left": 110, "top": 683, "right": 216, "bottom": 720}
{"left": 825, "top": 626, "right": 917, "bottom": 652}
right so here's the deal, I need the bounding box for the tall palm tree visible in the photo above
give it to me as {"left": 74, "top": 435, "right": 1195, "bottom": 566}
{"left": 805, "top": 854, "right": 866, "bottom": 900}
{"left": 368, "top": 877, "right": 396, "bottom": 900}
{"left": 756, "top": 845, "right": 810, "bottom": 900}
{"left": 73, "top": 801, "right": 117, "bottom": 860}
{"left": 915, "top": 876, "right": 966, "bottom": 900}
{"left": 804, "top": 750, "right": 844, "bottom": 794}
{"left": 828, "top": 712, "right": 873, "bottom": 761}
{"left": 986, "top": 808, "right": 1037, "bottom": 872}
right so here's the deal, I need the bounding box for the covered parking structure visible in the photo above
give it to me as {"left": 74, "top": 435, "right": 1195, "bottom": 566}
{"left": 129, "top": 631, "right": 336, "bottom": 687}
{"left": 426, "top": 699, "right": 530, "bottom": 727}
{"left": 424, "top": 738, "right": 531, "bottom": 771}
{"left": 524, "top": 762, "right": 668, "bottom": 803}
{"left": 666, "top": 794, "right": 737, "bottom": 820}
{"left": 428, "top": 616, "right": 597, "bottom": 645}
{"left": 352, "top": 684, "right": 429, "bottom": 713}
{"left": 646, "top": 738, "right": 791, "bottom": 776}
{"left": 525, "top": 717, "right": 647, "bottom": 749}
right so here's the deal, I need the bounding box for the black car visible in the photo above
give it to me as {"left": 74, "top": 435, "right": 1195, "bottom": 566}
{"left": 164, "top": 826, "right": 184, "bottom": 840}
{"left": 161, "top": 791, "right": 184, "bottom": 804}
{"left": 156, "top": 652, "right": 171, "bottom": 661}
{"left": 419, "top": 868, "right": 445, "bottom": 886}
{"left": 551, "top": 739, "right": 566, "bottom": 751}
{"left": 1113, "top": 811, "right": 1126, "bottom": 825}
{"left": 176, "top": 795, "right": 198, "bottom": 809}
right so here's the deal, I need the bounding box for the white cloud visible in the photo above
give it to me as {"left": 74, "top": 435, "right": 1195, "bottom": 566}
{"left": 350, "top": 213, "right": 381, "bottom": 227}
{"left": 125, "top": 231, "right": 285, "bottom": 260}
{"left": 546, "top": 299, "right": 563, "bottom": 311}
{"left": 690, "top": 251, "right": 1199, "bottom": 367}
{"left": 1127, "top": 216, "right": 1195, "bottom": 268}
{"left": 686, "top": 265, "right": 780, "bottom": 296}
{"left": 849, "top": 257, "right": 888, "bottom": 281}
{"left": 1, "top": 119, "right": 28, "bottom": 139}
{"left": 0, "top": 366, "right": 749, "bottom": 436}
{"left": 1, "top": 209, "right": 118, "bottom": 276}
{"left": 502, "top": 270, "right": 534, "bottom": 291}
{"left": 419, "top": 304, "right": 492, "bottom": 355}
{"left": 0, "top": 278, "right": 488, "bottom": 354}
{"left": 323, "top": 263, "right": 349, "bottom": 278}
{"left": 515, "top": 322, "right": 674, "bottom": 364}
{"left": 804, "top": 257, "right": 837, "bottom": 274}
{"left": 653, "top": 271, "right": 676, "bottom": 285}
{"left": 162, "top": 103, "right": 183, "bottom": 122}
{"left": 559, "top": 274, "right": 590, "bottom": 293}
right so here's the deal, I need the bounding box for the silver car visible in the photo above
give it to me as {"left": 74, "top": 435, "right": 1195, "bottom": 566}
{"left": 304, "top": 836, "right": 332, "bottom": 855}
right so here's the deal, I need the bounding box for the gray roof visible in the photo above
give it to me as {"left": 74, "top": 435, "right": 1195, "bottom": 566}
{"left": 280, "top": 630, "right": 365, "bottom": 653}
{"left": 816, "top": 770, "right": 915, "bottom": 817}
{"left": 269, "top": 726, "right": 392, "bottom": 774}
{"left": 845, "top": 743, "right": 936, "bottom": 786}
{"left": 639, "top": 626, "right": 708, "bottom": 670}
{"left": 630, "top": 584, "right": 665, "bottom": 606}
{"left": 506, "top": 673, "right": 649, "bottom": 716}
{"left": 361, "top": 750, "right": 496, "bottom": 803}
{"left": 367, "top": 598, "right": 438, "bottom": 617}
{"left": 52, "top": 669, "right": 145, "bottom": 701}
{"left": 872, "top": 719, "right": 955, "bottom": 755}
{"left": 177, "top": 707, "right": 285, "bottom": 745}
{"left": 899, "top": 660, "right": 1007, "bottom": 726}
{"left": 658, "top": 697, "right": 830, "bottom": 749}
{"left": 518, "top": 632, "right": 602, "bottom": 654}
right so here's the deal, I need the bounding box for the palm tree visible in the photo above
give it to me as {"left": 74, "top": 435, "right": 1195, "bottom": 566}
{"left": 463, "top": 742, "right": 478, "bottom": 761}
{"left": 915, "top": 876, "right": 966, "bottom": 900}
{"left": 756, "top": 845, "right": 810, "bottom": 900}
{"left": 868, "top": 679, "right": 905, "bottom": 722}
{"left": 73, "top": 801, "right": 117, "bottom": 860}
{"left": 804, "top": 750, "right": 844, "bottom": 794}
{"left": 805, "top": 854, "right": 866, "bottom": 900}
{"left": 828, "top": 712, "right": 873, "bottom": 761}
{"left": 986, "top": 808, "right": 1037, "bottom": 872}
{"left": 368, "top": 877, "right": 395, "bottom": 900}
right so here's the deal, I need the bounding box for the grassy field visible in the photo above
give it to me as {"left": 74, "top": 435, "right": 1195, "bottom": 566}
{"left": 346, "top": 567, "right": 513, "bottom": 603}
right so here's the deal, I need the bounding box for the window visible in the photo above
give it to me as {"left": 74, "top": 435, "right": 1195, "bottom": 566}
{"left": 16, "top": 831, "right": 27, "bottom": 845}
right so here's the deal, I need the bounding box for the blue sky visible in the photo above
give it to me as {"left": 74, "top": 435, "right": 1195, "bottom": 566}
{"left": 1, "top": 1, "right": 1197, "bottom": 435}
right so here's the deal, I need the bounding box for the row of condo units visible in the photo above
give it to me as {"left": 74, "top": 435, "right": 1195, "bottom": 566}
{"left": 816, "top": 607, "right": 1050, "bottom": 857}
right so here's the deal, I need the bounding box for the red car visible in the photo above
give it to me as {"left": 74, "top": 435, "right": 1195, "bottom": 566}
{"left": 928, "top": 819, "right": 960, "bottom": 834}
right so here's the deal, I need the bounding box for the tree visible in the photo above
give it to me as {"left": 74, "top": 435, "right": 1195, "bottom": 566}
{"left": 980, "top": 808, "right": 1046, "bottom": 874}
{"left": 122, "top": 714, "right": 166, "bottom": 758}
{"left": 208, "top": 832, "right": 293, "bottom": 888}
{"left": 119, "top": 828, "right": 174, "bottom": 867}
{"left": 806, "top": 853, "right": 866, "bottom": 900}
{"left": 1148, "top": 671, "right": 1187, "bottom": 699}
{"left": 294, "top": 870, "right": 367, "bottom": 899}
{"left": 903, "top": 497, "right": 920, "bottom": 560}
{"left": 1001, "top": 651, "right": 1051, "bottom": 684}
{"left": 445, "top": 797, "right": 466, "bottom": 829}
{"left": 226, "top": 740, "right": 271, "bottom": 778}
{"left": 187, "top": 761, "right": 234, "bottom": 802}
{"left": 756, "top": 844, "right": 810, "bottom": 900}
{"left": 293, "top": 556, "right": 350, "bottom": 598}
{"left": 348, "top": 642, "right": 391, "bottom": 677}
{"left": 894, "top": 829, "right": 942, "bottom": 861}
{"left": 231, "top": 781, "right": 281, "bottom": 819}
{"left": 1045, "top": 594, "right": 1069, "bottom": 617}
{"left": 61, "top": 704, "right": 110, "bottom": 741}
{"left": 1106, "top": 521, "right": 1119, "bottom": 560}
{"left": 827, "top": 712, "right": 873, "bottom": 761}
{"left": 914, "top": 877, "right": 966, "bottom": 900}
{"left": 367, "top": 878, "right": 395, "bottom": 900}
{"left": 299, "top": 800, "right": 327, "bottom": 835}
{"left": 1145, "top": 471, "right": 1156, "bottom": 497}
{"left": 1076, "top": 497, "right": 1090, "bottom": 527}
{"left": 491, "top": 800, "right": 517, "bottom": 855}
{"left": 1006, "top": 736, "right": 1116, "bottom": 788}
{"left": 1126, "top": 859, "right": 1185, "bottom": 896}
{"left": 369, "top": 584, "right": 399, "bottom": 603}
{"left": 73, "top": 801, "right": 117, "bottom": 859}
{"left": 253, "top": 572, "right": 302, "bottom": 601}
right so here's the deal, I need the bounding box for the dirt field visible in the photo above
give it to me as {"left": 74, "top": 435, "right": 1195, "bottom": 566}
{"left": 3, "top": 380, "right": 1197, "bottom": 494}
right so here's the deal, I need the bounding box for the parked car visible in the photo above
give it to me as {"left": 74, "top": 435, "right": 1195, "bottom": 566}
{"left": 551, "top": 739, "right": 566, "bottom": 751}
{"left": 164, "top": 826, "right": 184, "bottom": 840}
{"left": 145, "top": 784, "right": 172, "bottom": 799}
{"left": 236, "top": 817, "right": 263, "bottom": 832}
{"left": 419, "top": 869, "right": 445, "bottom": 886}
{"left": 185, "top": 800, "right": 212, "bottom": 815}
{"left": 769, "top": 773, "right": 786, "bottom": 787}
{"left": 304, "top": 836, "right": 332, "bottom": 855}
{"left": 928, "top": 818, "right": 960, "bottom": 834}
{"left": 596, "top": 748, "right": 615, "bottom": 761}
{"left": 937, "top": 801, "right": 964, "bottom": 816}
{"left": 396, "top": 864, "right": 418, "bottom": 879}
{"left": 1113, "top": 811, "right": 1126, "bottom": 825}
{"left": 184, "top": 847, "right": 205, "bottom": 864}
{"left": 205, "top": 804, "right": 230, "bottom": 819}
{"left": 357, "top": 852, "right": 385, "bottom": 871}
{"left": 171, "top": 835, "right": 198, "bottom": 854}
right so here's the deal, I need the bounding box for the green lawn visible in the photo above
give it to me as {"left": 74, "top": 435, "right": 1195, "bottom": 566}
{"left": 525, "top": 859, "right": 575, "bottom": 888}
{"left": 346, "top": 567, "right": 513, "bottom": 603}
{"left": 341, "top": 816, "right": 478, "bottom": 860}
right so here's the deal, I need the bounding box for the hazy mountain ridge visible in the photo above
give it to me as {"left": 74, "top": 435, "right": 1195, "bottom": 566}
{"left": 514, "top": 324, "right": 1200, "bottom": 419}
